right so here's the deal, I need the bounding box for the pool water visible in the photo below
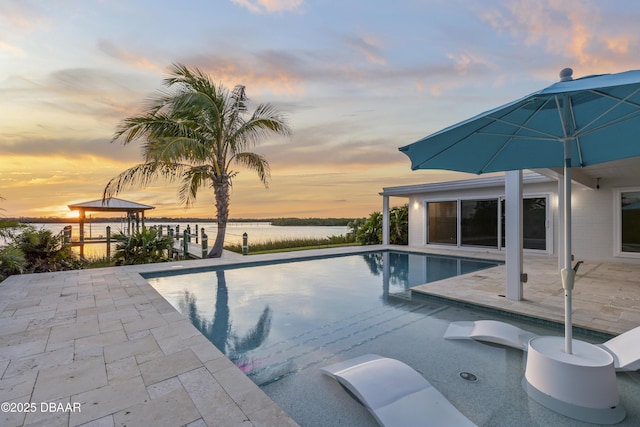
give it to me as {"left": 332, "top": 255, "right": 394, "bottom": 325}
{"left": 146, "top": 251, "right": 640, "bottom": 426}
{"left": 146, "top": 252, "right": 499, "bottom": 382}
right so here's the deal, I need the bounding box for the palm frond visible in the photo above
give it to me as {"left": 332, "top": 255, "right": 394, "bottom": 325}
{"left": 165, "top": 63, "right": 217, "bottom": 95}
{"left": 232, "top": 152, "right": 271, "bottom": 187}
{"left": 143, "top": 136, "right": 209, "bottom": 164}
{"left": 113, "top": 109, "right": 199, "bottom": 144}
{"left": 229, "top": 103, "right": 291, "bottom": 151}
{"left": 102, "top": 162, "right": 184, "bottom": 200}
{"left": 177, "top": 165, "right": 214, "bottom": 207}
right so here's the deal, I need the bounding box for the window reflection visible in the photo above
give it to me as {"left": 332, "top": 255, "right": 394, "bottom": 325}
{"left": 427, "top": 197, "right": 547, "bottom": 251}
{"left": 500, "top": 198, "right": 547, "bottom": 250}
{"left": 622, "top": 191, "right": 640, "bottom": 253}
{"left": 461, "top": 199, "right": 498, "bottom": 248}
{"left": 427, "top": 201, "right": 457, "bottom": 245}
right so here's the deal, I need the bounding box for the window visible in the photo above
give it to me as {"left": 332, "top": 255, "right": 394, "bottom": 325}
{"left": 621, "top": 190, "right": 640, "bottom": 253}
{"left": 427, "top": 201, "right": 457, "bottom": 245}
{"left": 461, "top": 199, "right": 498, "bottom": 248}
{"left": 522, "top": 198, "right": 547, "bottom": 250}
{"left": 500, "top": 197, "right": 547, "bottom": 250}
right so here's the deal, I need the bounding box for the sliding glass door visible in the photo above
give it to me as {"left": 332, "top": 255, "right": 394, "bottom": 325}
{"left": 427, "top": 201, "right": 457, "bottom": 245}
{"left": 461, "top": 199, "right": 498, "bottom": 248}
{"left": 621, "top": 190, "right": 640, "bottom": 254}
{"left": 500, "top": 197, "right": 547, "bottom": 250}
{"left": 427, "top": 196, "right": 547, "bottom": 251}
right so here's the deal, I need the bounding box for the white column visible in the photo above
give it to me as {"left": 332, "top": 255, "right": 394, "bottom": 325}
{"left": 505, "top": 170, "right": 523, "bottom": 301}
{"left": 382, "top": 195, "right": 390, "bottom": 245}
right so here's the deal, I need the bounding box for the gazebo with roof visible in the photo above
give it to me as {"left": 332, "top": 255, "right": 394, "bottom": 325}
{"left": 67, "top": 197, "right": 155, "bottom": 248}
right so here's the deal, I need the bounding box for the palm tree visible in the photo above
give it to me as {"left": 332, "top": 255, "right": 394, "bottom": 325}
{"left": 103, "top": 63, "right": 291, "bottom": 257}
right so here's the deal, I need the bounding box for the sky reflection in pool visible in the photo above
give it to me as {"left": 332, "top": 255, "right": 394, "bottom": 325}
{"left": 147, "top": 251, "right": 500, "bottom": 384}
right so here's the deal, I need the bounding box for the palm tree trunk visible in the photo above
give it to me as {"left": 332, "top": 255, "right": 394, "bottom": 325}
{"left": 208, "top": 175, "right": 230, "bottom": 258}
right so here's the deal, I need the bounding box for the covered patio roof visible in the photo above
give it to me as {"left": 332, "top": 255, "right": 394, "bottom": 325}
{"left": 67, "top": 198, "right": 155, "bottom": 255}
{"left": 67, "top": 197, "right": 155, "bottom": 213}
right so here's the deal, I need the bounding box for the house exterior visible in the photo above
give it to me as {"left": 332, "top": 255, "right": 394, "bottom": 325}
{"left": 381, "top": 157, "right": 640, "bottom": 267}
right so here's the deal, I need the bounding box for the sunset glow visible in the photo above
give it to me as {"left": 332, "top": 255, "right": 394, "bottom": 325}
{"left": 2, "top": 1, "right": 640, "bottom": 219}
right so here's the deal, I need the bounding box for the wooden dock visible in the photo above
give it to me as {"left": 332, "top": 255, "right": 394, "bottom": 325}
{"left": 173, "top": 240, "right": 208, "bottom": 259}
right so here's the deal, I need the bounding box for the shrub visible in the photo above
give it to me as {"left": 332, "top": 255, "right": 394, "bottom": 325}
{"left": 11, "top": 227, "right": 85, "bottom": 274}
{"left": 0, "top": 216, "right": 27, "bottom": 281}
{"left": 112, "top": 228, "right": 174, "bottom": 265}
{"left": 0, "top": 245, "right": 27, "bottom": 281}
{"left": 350, "top": 204, "right": 408, "bottom": 245}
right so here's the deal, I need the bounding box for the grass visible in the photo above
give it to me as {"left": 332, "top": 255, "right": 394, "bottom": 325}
{"left": 84, "top": 256, "right": 116, "bottom": 268}
{"left": 224, "top": 235, "right": 357, "bottom": 255}
{"left": 81, "top": 236, "right": 357, "bottom": 267}
{"left": 239, "top": 242, "right": 358, "bottom": 255}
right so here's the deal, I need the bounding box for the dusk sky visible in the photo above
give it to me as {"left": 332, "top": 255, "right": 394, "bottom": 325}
{"left": 2, "top": 0, "right": 640, "bottom": 219}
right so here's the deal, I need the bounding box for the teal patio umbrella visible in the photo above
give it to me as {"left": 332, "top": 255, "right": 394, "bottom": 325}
{"left": 399, "top": 68, "right": 640, "bottom": 354}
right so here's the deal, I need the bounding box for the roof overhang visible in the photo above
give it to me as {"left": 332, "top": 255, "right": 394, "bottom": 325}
{"left": 380, "top": 172, "right": 553, "bottom": 197}
{"left": 67, "top": 197, "right": 155, "bottom": 213}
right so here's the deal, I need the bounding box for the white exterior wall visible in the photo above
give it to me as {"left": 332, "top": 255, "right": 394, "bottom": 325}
{"left": 571, "top": 186, "right": 612, "bottom": 261}
{"left": 386, "top": 173, "right": 640, "bottom": 265}
{"left": 571, "top": 178, "right": 640, "bottom": 263}
{"left": 407, "top": 195, "right": 425, "bottom": 247}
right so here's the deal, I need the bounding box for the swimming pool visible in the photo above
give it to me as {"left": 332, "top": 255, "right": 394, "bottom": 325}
{"left": 146, "top": 250, "right": 640, "bottom": 426}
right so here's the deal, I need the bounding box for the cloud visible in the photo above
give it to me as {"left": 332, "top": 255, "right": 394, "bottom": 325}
{"left": 231, "top": 0, "right": 303, "bottom": 14}
{"left": 479, "top": 0, "right": 640, "bottom": 74}
{"left": 176, "top": 50, "right": 306, "bottom": 96}
{"left": 96, "top": 35, "right": 455, "bottom": 102}
{"left": 97, "top": 40, "right": 166, "bottom": 74}
{"left": 447, "top": 52, "right": 495, "bottom": 76}
{"left": 257, "top": 120, "right": 409, "bottom": 173}
{"left": 344, "top": 32, "right": 387, "bottom": 65}
{"left": 0, "top": 136, "right": 142, "bottom": 164}
{"left": 0, "top": 41, "right": 25, "bottom": 57}
{"left": 0, "top": 1, "right": 47, "bottom": 31}
{"left": 0, "top": 67, "right": 162, "bottom": 136}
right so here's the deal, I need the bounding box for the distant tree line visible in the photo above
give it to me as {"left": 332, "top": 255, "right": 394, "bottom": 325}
{"left": 8, "top": 217, "right": 355, "bottom": 225}
{"left": 270, "top": 218, "right": 354, "bottom": 226}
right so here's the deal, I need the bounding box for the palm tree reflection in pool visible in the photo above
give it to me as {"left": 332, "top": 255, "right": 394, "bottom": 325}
{"left": 361, "top": 252, "right": 410, "bottom": 300}
{"left": 178, "top": 270, "right": 273, "bottom": 380}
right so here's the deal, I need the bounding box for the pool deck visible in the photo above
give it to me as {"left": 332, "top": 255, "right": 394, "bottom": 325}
{"left": 408, "top": 246, "right": 640, "bottom": 336}
{"left": 1, "top": 245, "right": 639, "bottom": 426}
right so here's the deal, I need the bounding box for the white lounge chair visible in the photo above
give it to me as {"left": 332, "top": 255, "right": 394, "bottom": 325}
{"left": 444, "top": 320, "right": 640, "bottom": 371}
{"left": 443, "top": 320, "right": 538, "bottom": 351}
{"left": 598, "top": 325, "right": 640, "bottom": 372}
{"left": 320, "top": 354, "right": 477, "bottom": 427}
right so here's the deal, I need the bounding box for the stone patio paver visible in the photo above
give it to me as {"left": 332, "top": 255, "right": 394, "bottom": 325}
{"left": 410, "top": 249, "right": 640, "bottom": 335}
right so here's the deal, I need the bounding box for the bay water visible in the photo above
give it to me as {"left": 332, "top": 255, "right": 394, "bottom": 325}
{"left": 31, "top": 221, "right": 350, "bottom": 259}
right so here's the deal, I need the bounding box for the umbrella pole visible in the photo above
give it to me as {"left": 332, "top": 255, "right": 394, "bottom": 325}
{"left": 562, "top": 138, "right": 574, "bottom": 354}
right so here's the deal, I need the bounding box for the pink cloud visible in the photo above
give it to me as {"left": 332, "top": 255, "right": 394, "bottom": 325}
{"left": 480, "top": 0, "right": 640, "bottom": 73}
{"left": 232, "top": 0, "right": 303, "bottom": 14}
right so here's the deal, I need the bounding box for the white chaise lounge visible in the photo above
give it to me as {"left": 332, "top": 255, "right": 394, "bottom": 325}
{"left": 444, "top": 320, "right": 640, "bottom": 371}
{"left": 598, "top": 326, "right": 640, "bottom": 372}
{"left": 443, "top": 320, "right": 538, "bottom": 351}
{"left": 320, "top": 354, "right": 477, "bottom": 427}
